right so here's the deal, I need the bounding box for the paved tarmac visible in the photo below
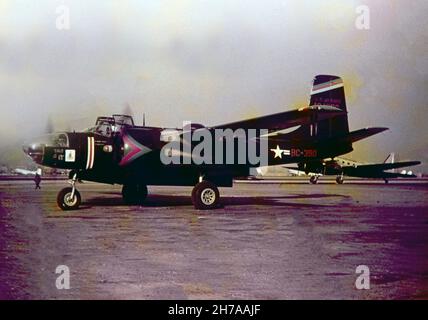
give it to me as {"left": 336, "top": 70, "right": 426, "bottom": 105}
{"left": 0, "top": 180, "right": 427, "bottom": 299}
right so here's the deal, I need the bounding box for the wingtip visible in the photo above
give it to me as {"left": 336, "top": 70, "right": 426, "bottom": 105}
{"left": 366, "top": 127, "right": 389, "bottom": 133}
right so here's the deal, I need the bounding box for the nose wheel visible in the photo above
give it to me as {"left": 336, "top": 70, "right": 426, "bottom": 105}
{"left": 57, "top": 173, "right": 81, "bottom": 210}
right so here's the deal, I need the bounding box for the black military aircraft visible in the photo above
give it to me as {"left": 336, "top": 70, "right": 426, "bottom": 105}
{"left": 23, "top": 75, "right": 387, "bottom": 210}
{"left": 286, "top": 154, "right": 421, "bottom": 184}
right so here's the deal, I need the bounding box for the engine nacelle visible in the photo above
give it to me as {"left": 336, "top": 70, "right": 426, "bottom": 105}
{"left": 324, "top": 160, "right": 342, "bottom": 175}
{"left": 298, "top": 161, "right": 324, "bottom": 174}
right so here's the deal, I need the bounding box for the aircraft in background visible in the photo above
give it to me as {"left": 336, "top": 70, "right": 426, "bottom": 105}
{"left": 287, "top": 168, "right": 307, "bottom": 177}
{"left": 23, "top": 75, "right": 388, "bottom": 210}
{"left": 14, "top": 168, "right": 42, "bottom": 176}
{"left": 285, "top": 154, "right": 421, "bottom": 184}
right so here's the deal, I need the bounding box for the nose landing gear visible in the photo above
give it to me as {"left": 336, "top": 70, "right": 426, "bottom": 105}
{"left": 57, "top": 173, "right": 81, "bottom": 210}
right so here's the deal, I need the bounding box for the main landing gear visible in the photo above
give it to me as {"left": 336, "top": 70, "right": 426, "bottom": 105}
{"left": 56, "top": 174, "right": 220, "bottom": 210}
{"left": 191, "top": 180, "right": 220, "bottom": 210}
{"left": 120, "top": 180, "right": 219, "bottom": 209}
{"left": 120, "top": 180, "right": 220, "bottom": 209}
{"left": 57, "top": 173, "right": 81, "bottom": 210}
{"left": 122, "top": 183, "right": 148, "bottom": 205}
{"left": 309, "top": 175, "right": 319, "bottom": 184}
{"left": 335, "top": 175, "right": 344, "bottom": 184}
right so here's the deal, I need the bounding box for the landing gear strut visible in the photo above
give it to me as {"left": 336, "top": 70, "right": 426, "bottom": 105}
{"left": 336, "top": 175, "right": 344, "bottom": 184}
{"left": 122, "top": 183, "right": 148, "bottom": 205}
{"left": 309, "top": 175, "right": 318, "bottom": 184}
{"left": 57, "top": 173, "right": 81, "bottom": 210}
{"left": 191, "top": 180, "right": 220, "bottom": 210}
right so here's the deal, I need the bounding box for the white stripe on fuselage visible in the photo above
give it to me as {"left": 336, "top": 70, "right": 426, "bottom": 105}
{"left": 90, "top": 137, "right": 95, "bottom": 169}
{"left": 86, "top": 137, "right": 90, "bottom": 169}
{"left": 86, "top": 137, "right": 95, "bottom": 170}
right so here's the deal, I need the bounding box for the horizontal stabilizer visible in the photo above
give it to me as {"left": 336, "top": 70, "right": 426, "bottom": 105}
{"left": 337, "top": 127, "right": 388, "bottom": 144}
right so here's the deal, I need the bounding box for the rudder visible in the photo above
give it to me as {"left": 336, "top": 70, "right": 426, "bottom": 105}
{"left": 309, "top": 75, "right": 349, "bottom": 139}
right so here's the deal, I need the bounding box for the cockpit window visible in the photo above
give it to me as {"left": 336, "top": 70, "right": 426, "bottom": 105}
{"left": 84, "top": 115, "right": 135, "bottom": 136}
{"left": 94, "top": 123, "right": 112, "bottom": 137}
{"left": 84, "top": 118, "right": 114, "bottom": 137}
{"left": 113, "top": 115, "right": 134, "bottom": 126}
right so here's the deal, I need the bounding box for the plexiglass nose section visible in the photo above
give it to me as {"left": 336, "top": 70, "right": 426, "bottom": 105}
{"left": 23, "top": 133, "right": 70, "bottom": 165}
{"left": 23, "top": 142, "right": 44, "bottom": 164}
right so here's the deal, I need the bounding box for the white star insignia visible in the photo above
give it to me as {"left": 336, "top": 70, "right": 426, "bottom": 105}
{"left": 270, "top": 145, "right": 284, "bottom": 159}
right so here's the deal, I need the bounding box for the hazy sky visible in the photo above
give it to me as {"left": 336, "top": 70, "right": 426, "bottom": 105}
{"left": 0, "top": 0, "right": 427, "bottom": 170}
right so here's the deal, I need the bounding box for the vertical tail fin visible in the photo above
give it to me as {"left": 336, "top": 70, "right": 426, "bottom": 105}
{"left": 309, "top": 75, "right": 349, "bottom": 139}
{"left": 291, "top": 75, "right": 349, "bottom": 140}
{"left": 384, "top": 152, "right": 396, "bottom": 172}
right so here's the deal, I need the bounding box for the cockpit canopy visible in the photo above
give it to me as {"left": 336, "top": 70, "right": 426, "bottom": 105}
{"left": 112, "top": 114, "right": 134, "bottom": 127}
{"left": 85, "top": 114, "right": 135, "bottom": 137}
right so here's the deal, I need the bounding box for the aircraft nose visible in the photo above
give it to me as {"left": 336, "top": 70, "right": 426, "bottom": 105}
{"left": 23, "top": 142, "right": 44, "bottom": 164}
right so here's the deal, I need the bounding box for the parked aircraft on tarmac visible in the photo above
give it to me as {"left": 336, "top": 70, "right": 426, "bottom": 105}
{"left": 23, "top": 75, "right": 388, "bottom": 210}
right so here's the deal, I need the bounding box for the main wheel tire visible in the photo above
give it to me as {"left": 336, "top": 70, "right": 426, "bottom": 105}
{"left": 122, "top": 184, "right": 148, "bottom": 205}
{"left": 191, "top": 181, "right": 220, "bottom": 210}
{"left": 57, "top": 187, "right": 81, "bottom": 211}
{"left": 336, "top": 176, "right": 344, "bottom": 184}
{"left": 309, "top": 176, "right": 318, "bottom": 184}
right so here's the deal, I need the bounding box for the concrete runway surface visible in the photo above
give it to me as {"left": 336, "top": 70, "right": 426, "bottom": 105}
{"left": 0, "top": 180, "right": 427, "bottom": 299}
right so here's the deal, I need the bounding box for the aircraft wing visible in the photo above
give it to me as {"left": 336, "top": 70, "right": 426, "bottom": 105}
{"left": 343, "top": 161, "right": 421, "bottom": 178}
{"left": 211, "top": 105, "right": 343, "bottom": 131}
{"left": 346, "top": 161, "right": 421, "bottom": 171}
{"left": 260, "top": 125, "right": 388, "bottom": 144}
{"left": 14, "top": 168, "right": 37, "bottom": 175}
{"left": 373, "top": 171, "right": 416, "bottom": 178}
{"left": 343, "top": 169, "right": 416, "bottom": 178}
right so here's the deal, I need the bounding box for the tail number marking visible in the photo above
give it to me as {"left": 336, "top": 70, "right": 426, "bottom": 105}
{"left": 291, "top": 149, "right": 317, "bottom": 158}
